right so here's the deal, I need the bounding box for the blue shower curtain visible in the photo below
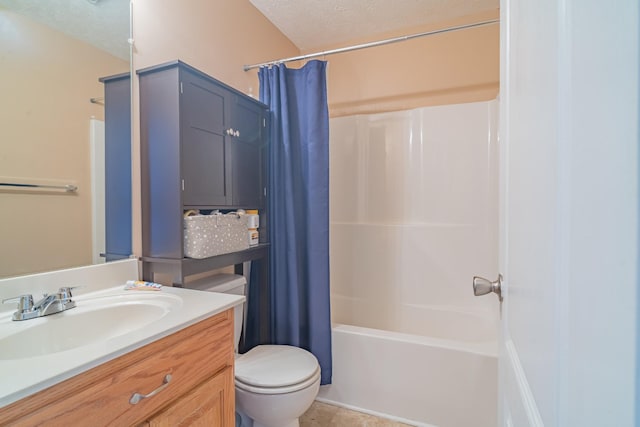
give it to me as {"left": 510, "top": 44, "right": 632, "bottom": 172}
{"left": 258, "top": 61, "right": 332, "bottom": 385}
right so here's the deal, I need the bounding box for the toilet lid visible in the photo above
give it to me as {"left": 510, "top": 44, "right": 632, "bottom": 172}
{"left": 235, "top": 345, "right": 320, "bottom": 389}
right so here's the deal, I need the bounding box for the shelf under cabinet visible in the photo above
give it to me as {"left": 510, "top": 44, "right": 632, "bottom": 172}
{"left": 142, "top": 243, "right": 269, "bottom": 284}
{"left": 141, "top": 244, "right": 271, "bottom": 344}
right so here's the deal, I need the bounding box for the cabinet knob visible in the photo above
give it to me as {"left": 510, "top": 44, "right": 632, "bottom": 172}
{"left": 225, "top": 128, "right": 240, "bottom": 138}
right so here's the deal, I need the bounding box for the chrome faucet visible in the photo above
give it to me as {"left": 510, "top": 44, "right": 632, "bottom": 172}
{"left": 2, "top": 287, "right": 78, "bottom": 321}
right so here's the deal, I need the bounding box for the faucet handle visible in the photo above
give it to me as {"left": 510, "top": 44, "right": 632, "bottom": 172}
{"left": 57, "top": 286, "right": 82, "bottom": 300}
{"left": 2, "top": 295, "right": 34, "bottom": 312}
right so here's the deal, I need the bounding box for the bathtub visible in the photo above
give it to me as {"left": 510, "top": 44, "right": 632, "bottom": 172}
{"left": 317, "top": 306, "right": 498, "bottom": 427}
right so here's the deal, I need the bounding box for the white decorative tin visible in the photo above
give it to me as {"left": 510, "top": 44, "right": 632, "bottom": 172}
{"left": 183, "top": 213, "right": 249, "bottom": 259}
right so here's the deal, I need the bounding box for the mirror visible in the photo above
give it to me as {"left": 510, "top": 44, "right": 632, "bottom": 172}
{"left": 0, "top": 0, "right": 131, "bottom": 278}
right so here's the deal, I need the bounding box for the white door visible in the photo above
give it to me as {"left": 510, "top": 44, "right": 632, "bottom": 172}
{"left": 498, "top": 0, "right": 639, "bottom": 426}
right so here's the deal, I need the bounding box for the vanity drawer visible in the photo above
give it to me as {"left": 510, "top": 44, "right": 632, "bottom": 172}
{"left": 0, "top": 309, "right": 234, "bottom": 427}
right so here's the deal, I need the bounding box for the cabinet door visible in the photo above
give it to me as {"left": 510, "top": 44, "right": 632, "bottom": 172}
{"left": 230, "top": 95, "right": 266, "bottom": 208}
{"left": 146, "top": 367, "right": 234, "bottom": 427}
{"left": 181, "top": 70, "right": 232, "bottom": 206}
{"left": 103, "top": 75, "right": 132, "bottom": 261}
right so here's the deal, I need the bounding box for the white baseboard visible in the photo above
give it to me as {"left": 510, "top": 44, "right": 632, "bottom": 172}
{"left": 314, "top": 396, "right": 434, "bottom": 427}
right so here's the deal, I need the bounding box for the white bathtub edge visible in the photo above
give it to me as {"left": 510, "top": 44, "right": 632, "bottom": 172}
{"left": 331, "top": 323, "right": 498, "bottom": 358}
{"left": 325, "top": 323, "right": 498, "bottom": 426}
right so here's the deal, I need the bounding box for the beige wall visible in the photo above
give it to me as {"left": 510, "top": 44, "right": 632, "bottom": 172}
{"left": 1, "top": 2, "right": 498, "bottom": 278}
{"left": 132, "top": 0, "right": 299, "bottom": 96}
{"left": 132, "top": 2, "right": 497, "bottom": 116}
{"left": 130, "top": 0, "right": 300, "bottom": 259}
{"left": 302, "top": 10, "right": 500, "bottom": 117}
{"left": 130, "top": 2, "right": 498, "bottom": 260}
{"left": 0, "top": 9, "right": 128, "bottom": 278}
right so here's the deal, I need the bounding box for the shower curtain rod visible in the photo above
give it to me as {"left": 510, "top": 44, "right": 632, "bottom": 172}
{"left": 243, "top": 18, "right": 499, "bottom": 71}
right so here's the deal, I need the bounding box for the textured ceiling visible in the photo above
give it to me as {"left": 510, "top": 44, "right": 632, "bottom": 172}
{"left": 0, "top": 0, "right": 498, "bottom": 61}
{"left": 0, "top": 0, "right": 129, "bottom": 60}
{"left": 250, "top": 0, "right": 499, "bottom": 51}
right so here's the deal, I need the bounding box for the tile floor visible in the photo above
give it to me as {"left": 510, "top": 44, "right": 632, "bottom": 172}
{"left": 300, "top": 401, "right": 412, "bottom": 427}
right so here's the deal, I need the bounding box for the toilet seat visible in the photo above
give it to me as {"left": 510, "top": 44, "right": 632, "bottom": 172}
{"left": 235, "top": 345, "right": 321, "bottom": 395}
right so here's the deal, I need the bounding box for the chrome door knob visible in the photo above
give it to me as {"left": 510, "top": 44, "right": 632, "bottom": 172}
{"left": 473, "top": 274, "right": 503, "bottom": 301}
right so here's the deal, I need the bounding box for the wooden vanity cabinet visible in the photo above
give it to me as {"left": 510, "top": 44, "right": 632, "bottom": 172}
{"left": 144, "top": 367, "right": 233, "bottom": 427}
{"left": 0, "top": 309, "right": 235, "bottom": 427}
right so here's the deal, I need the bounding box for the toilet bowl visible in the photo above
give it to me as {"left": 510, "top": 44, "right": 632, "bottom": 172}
{"left": 235, "top": 345, "right": 321, "bottom": 427}
{"left": 186, "top": 274, "right": 320, "bottom": 427}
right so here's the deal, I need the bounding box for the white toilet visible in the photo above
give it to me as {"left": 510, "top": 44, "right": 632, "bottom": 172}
{"left": 187, "top": 274, "right": 321, "bottom": 427}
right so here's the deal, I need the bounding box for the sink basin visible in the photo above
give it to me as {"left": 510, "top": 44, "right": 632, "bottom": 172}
{"left": 0, "top": 293, "right": 181, "bottom": 360}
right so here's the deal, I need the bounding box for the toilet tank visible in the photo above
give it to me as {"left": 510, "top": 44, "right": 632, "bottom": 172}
{"left": 185, "top": 274, "right": 246, "bottom": 352}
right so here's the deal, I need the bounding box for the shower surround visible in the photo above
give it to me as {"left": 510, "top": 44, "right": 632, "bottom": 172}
{"left": 320, "top": 100, "right": 499, "bottom": 427}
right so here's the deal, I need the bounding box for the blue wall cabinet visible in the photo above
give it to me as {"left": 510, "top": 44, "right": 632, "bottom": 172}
{"left": 138, "top": 61, "right": 269, "bottom": 289}
{"left": 100, "top": 72, "right": 132, "bottom": 262}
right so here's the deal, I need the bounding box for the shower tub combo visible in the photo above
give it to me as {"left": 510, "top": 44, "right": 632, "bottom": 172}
{"left": 320, "top": 100, "right": 500, "bottom": 427}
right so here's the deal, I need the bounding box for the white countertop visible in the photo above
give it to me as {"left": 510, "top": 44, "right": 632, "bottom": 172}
{"left": 0, "top": 284, "right": 244, "bottom": 407}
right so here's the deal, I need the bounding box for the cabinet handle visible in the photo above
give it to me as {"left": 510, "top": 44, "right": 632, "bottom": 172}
{"left": 129, "top": 374, "right": 172, "bottom": 405}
